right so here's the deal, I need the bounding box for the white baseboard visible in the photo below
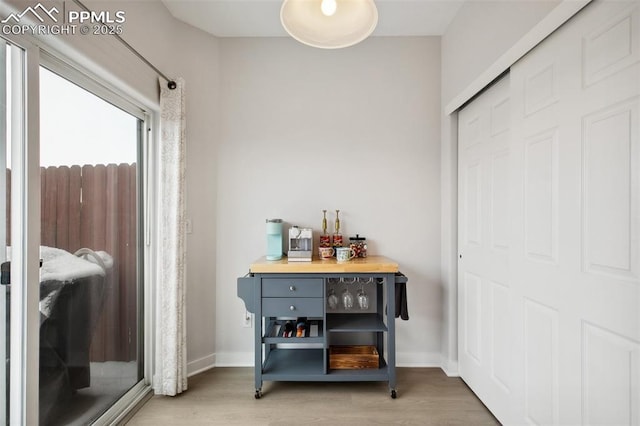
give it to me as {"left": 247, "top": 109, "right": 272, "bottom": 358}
{"left": 214, "top": 351, "right": 254, "bottom": 367}
{"left": 440, "top": 359, "right": 459, "bottom": 377}
{"left": 396, "top": 351, "right": 441, "bottom": 367}
{"left": 187, "top": 353, "right": 216, "bottom": 377}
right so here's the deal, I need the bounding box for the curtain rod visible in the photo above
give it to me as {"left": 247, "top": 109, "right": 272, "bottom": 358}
{"left": 73, "top": 0, "right": 177, "bottom": 90}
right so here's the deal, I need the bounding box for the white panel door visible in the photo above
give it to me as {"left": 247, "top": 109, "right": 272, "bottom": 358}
{"left": 459, "top": 1, "right": 640, "bottom": 424}
{"left": 510, "top": 1, "right": 640, "bottom": 424}
{"left": 458, "top": 76, "right": 514, "bottom": 424}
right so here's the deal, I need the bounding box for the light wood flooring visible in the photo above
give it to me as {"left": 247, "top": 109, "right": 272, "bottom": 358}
{"left": 127, "top": 367, "right": 499, "bottom": 425}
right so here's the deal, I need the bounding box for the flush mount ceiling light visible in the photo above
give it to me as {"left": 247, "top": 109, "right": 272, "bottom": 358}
{"left": 280, "top": 0, "right": 378, "bottom": 49}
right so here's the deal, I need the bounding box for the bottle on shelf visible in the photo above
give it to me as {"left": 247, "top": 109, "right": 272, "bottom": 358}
{"left": 283, "top": 321, "right": 294, "bottom": 338}
{"left": 296, "top": 317, "right": 307, "bottom": 337}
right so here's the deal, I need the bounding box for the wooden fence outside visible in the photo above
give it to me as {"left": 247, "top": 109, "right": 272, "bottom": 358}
{"left": 7, "top": 163, "right": 138, "bottom": 362}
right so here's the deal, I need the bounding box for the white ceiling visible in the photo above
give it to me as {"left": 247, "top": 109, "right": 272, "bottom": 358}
{"left": 160, "top": 0, "right": 466, "bottom": 38}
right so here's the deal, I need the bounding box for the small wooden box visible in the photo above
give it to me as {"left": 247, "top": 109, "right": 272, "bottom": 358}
{"left": 329, "top": 345, "right": 379, "bottom": 369}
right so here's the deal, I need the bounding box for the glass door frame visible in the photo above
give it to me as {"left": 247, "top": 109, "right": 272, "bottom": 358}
{"left": 2, "top": 32, "right": 41, "bottom": 426}
{"left": 2, "top": 32, "right": 156, "bottom": 425}
{"left": 39, "top": 52, "right": 153, "bottom": 424}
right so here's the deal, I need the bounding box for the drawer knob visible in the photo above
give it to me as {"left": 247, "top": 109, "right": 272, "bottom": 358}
{"left": 289, "top": 305, "right": 296, "bottom": 311}
{"left": 289, "top": 285, "right": 296, "bottom": 291}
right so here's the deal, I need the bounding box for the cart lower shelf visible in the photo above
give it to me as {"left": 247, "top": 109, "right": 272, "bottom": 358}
{"left": 262, "top": 348, "right": 390, "bottom": 382}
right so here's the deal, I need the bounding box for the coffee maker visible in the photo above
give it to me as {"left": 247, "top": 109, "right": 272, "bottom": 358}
{"left": 288, "top": 226, "right": 313, "bottom": 261}
{"left": 265, "top": 218, "right": 283, "bottom": 261}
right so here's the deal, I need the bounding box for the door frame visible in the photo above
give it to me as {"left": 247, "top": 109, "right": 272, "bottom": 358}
{"left": 1, "top": 32, "right": 41, "bottom": 426}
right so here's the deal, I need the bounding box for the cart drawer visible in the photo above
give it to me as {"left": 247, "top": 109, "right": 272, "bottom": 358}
{"left": 262, "top": 278, "right": 323, "bottom": 298}
{"left": 262, "top": 297, "right": 323, "bottom": 317}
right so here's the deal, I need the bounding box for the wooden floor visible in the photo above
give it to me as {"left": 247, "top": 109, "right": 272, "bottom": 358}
{"left": 127, "top": 368, "right": 499, "bottom": 425}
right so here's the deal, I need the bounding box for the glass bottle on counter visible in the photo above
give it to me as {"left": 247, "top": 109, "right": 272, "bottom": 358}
{"left": 319, "top": 209, "right": 331, "bottom": 248}
{"left": 332, "top": 209, "right": 343, "bottom": 250}
{"left": 349, "top": 234, "right": 367, "bottom": 258}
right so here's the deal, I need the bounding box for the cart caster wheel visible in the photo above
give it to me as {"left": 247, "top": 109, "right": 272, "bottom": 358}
{"left": 390, "top": 389, "right": 397, "bottom": 399}
{"left": 255, "top": 390, "right": 262, "bottom": 399}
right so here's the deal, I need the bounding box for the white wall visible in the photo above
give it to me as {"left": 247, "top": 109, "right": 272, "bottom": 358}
{"left": 106, "top": 1, "right": 221, "bottom": 374}
{"left": 441, "top": 0, "right": 561, "bottom": 105}
{"left": 215, "top": 37, "right": 443, "bottom": 367}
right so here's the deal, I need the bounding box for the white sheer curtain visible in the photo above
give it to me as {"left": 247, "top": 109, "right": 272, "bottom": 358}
{"left": 154, "top": 77, "right": 188, "bottom": 395}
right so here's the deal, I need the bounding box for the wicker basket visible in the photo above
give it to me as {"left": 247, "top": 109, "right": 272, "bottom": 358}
{"left": 329, "top": 345, "right": 379, "bottom": 369}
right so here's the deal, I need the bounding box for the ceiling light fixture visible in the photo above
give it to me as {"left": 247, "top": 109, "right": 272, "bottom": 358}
{"left": 280, "top": 0, "right": 379, "bottom": 49}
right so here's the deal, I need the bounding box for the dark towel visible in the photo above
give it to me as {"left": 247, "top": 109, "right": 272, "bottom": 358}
{"left": 395, "top": 282, "right": 409, "bottom": 320}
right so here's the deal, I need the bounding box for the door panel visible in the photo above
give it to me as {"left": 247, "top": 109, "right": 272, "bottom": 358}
{"left": 512, "top": 2, "right": 639, "bottom": 424}
{"left": 458, "top": 75, "right": 514, "bottom": 423}
{"left": 582, "top": 323, "right": 639, "bottom": 425}
{"left": 582, "top": 99, "right": 638, "bottom": 279}
{"left": 459, "top": 1, "right": 640, "bottom": 424}
{"left": 523, "top": 298, "right": 559, "bottom": 426}
{"left": 524, "top": 129, "right": 558, "bottom": 264}
{"left": 463, "top": 272, "right": 482, "bottom": 364}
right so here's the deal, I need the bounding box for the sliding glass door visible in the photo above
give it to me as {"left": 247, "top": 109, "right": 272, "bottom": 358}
{"left": 38, "top": 65, "right": 144, "bottom": 425}
{"left": 1, "top": 33, "right": 148, "bottom": 425}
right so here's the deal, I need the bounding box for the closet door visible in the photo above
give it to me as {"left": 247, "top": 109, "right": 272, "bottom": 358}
{"left": 510, "top": 0, "right": 639, "bottom": 424}
{"left": 459, "top": 1, "right": 640, "bottom": 424}
{"left": 458, "top": 75, "right": 515, "bottom": 424}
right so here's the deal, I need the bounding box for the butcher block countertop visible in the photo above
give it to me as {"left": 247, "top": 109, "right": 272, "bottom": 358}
{"left": 249, "top": 255, "right": 399, "bottom": 274}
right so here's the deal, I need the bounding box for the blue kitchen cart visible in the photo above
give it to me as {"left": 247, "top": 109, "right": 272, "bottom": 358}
{"left": 237, "top": 256, "right": 405, "bottom": 399}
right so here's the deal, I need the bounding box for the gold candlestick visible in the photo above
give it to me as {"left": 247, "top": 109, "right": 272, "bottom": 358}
{"left": 322, "top": 209, "right": 327, "bottom": 234}
{"left": 333, "top": 210, "right": 343, "bottom": 248}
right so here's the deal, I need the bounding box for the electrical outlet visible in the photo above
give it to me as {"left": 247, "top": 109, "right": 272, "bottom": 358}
{"left": 242, "top": 311, "right": 252, "bottom": 328}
